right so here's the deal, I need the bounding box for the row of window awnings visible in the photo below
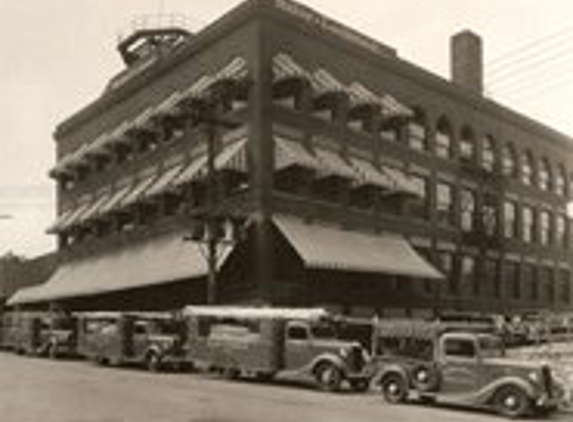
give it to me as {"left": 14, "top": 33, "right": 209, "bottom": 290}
{"left": 9, "top": 216, "right": 442, "bottom": 306}
{"left": 275, "top": 136, "right": 418, "bottom": 195}
{"left": 272, "top": 52, "right": 413, "bottom": 120}
{"left": 47, "top": 137, "right": 249, "bottom": 234}
{"left": 49, "top": 57, "right": 249, "bottom": 178}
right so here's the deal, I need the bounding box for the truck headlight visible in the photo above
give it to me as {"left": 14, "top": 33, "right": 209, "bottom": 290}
{"left": 528, "top": 371, "right": 540, "bottom": 384}
{"left": 339, "top": 347, "right": 350, "bottom": 358}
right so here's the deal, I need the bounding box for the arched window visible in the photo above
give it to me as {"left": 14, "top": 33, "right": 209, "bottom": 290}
{"left": 539, "top": 158, "right": 552, "bottom": 192}
{"left": 435, "top": 116, "right": 453, "bottom": 159}
{"left": 407, "top": 107, "right": 428, "bottom": 152}
{"left": 482, "top": 135, "right": 496, "bottom": 172}
{"left": 521, "top": 150, "right": 535, "bottom": 186}
{"left": 459, "top": 126, "right": 475, "bottom": 163}
{"left": 502, "top": 142, "right": 517, "bottom": 177}
{"left": 555, "top": 164, "right": 567, "bottom": 196}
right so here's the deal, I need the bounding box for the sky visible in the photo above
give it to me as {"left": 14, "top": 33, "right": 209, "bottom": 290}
{"left": 1, "top": 0, "right": 572, "bottom": 258}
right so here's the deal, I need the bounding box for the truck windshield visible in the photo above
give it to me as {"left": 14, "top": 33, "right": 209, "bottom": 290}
{"left": 154, "top": 320, "right": 181, "bottom": 335}
{"left": 479, "top": 336, "right": 504, "bottom": 358}
{"left": 311, "top": 324, "right": 336, "bottom": 339}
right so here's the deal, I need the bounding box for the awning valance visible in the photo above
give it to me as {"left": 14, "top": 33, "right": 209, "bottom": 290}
{"left": 7, "top": 233, "right": 230, "bottom": 306}
{"left": 120, "top": 171, "right": 158, "bottom": 208}
{"left": 314, "top": 148, "right": 359, "bottom": 180}
{"left": 274, "top": 216, "right": 443, "bottom": 279}
{"left": 350, "top": 157, "right": 394, "bottom": 190}
{"left": 144, "top": 163, "right": 185, "bottom": 199}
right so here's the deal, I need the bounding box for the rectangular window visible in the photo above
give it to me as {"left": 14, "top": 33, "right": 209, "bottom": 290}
{"left": 560, "top": 270, "right": 571, "bottom": 304}
{"left": 503, "top": 200, "right": 517, "bottom": 238}
{"left": 484, "top": 258, "right": 500, "bottom": 298}
{"left": 436, "top": 182, "right": 454, "bottom": 225}
{"left": 460, "top": 188, "right": 476, "bottom": 232}
{"left": 540, "top": 267, "right": 554, "bottom": 304}
{"left": 438, "top": 251, "right": 455, "bottom": 295}
{"left": 482, "top": 196, "right": 498, "bottom": 236}
{"left": 539, "top": 210, "right": 552, "bottom": 246}
{"left": 556, "top": 215, "right": 567, "bottom": 248}
{"left": 460, "top": 255, "right": 476, "bottom": 296}
{"left": 408, "top": 122, "right": 426, "bottom": 151}
{"left": 523, "top": 264, "right": 538, "bottom": 301}
{"left": 505, "top": 261, "right": 520, "bottom": 299}
{"left": 409, "top": 174, "right": 429, "bottom": 220}
{"left": 522, "top": 206, "right": 535, "bottom": 243}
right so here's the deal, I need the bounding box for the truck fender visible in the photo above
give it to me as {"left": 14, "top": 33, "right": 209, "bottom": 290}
{"left": 309, "top": 353, "right": 346, "bottom": 375}
{"left": 476, "top": 376, "right": 536, "bottom": 405}
{"left": 372, "top": 364, "right": 410, "bottom": 387}
{"left": 145, "top": 345, "right": 163, "bottom": 358}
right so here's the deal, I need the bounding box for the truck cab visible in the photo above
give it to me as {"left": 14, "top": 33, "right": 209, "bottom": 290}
{"left": 372, "top": 320, "right": 564, "bottom": 418}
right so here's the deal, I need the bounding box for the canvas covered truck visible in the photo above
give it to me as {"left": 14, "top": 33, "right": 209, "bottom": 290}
{"left": 183, "top": 306, "right": 371, "bottom": 392}
{"left": 0, "top": 311, "right": 76, "bottom": 358}
{"left": 77, "top": 311, "right": 188, "bottom": 371}
{"left": 370, "top": 319, "right": 565, "bottom": 418}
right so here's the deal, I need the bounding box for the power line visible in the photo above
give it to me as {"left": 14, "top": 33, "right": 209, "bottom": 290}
{"left": 487, "top": 24, "right": 573, "bottom": 69}
{"left": 490, "top": 72, "right": 573, "bottom": 104}
{"left": 486, "top": 42, "right": 573, "bottom": 85}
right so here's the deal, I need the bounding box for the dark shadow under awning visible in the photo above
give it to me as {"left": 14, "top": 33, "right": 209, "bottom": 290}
{"left": 274, "top": 216, "right": 443, "bottom": 280}
{"left": 8, "top": 233, "right": 232, "bottom": 306}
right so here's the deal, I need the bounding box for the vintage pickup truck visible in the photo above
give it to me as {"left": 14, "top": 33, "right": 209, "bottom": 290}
{"left": 370, "top": 320, "right": 564, "bottom": 418}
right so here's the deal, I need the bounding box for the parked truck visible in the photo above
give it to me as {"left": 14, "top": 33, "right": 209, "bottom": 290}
{"left": 370, "top": 319, "right": 565, "bottom": 418}
{"left": 183, "top": 306, "right": 371, "bottom": 391}
{"left": 76, "top": 311, "right": 187, "bottom": 371}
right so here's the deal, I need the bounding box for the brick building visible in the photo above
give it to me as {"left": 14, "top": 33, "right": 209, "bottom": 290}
{"left": 9, "top": 0, "right": 573, "bottom": 317}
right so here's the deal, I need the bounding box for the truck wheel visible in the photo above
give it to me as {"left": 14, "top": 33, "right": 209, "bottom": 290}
{"left": 380, "top": 373, "right": 408, "bottom": 404}
{"left": 493, "top": 385, "right": 531, "bottom": 418}
{"left": 146, "top": 353, "right": 162, "bottom": 372}
{"left": 315, "top": 363, "right": 343, "bottom": 392}
{"left": 411, "top": 364, "right": 439, "bottom": 392}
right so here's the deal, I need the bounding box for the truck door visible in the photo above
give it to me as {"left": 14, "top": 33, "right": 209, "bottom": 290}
{"left": 131, "top": 319, "right": 151, "bottom": 360}
{"left": 439, "top": 336, "right": 480, "bottom": 395}
{"left": 284, "top": 322, "right": 316, "bottom": 371}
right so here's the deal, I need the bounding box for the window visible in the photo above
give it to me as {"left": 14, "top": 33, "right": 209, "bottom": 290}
{"left": 287, "top": 325, "right": 309, "bottom": 340}
{"left": 555, "top": 164, "right": 567, "bottom": 196}
{"left": 559, "top": 270, "right": 571, "bottom": 304}
{"left": 482, "top": 135, "right": 496, "bottom": 172}
{"left": 522, "top": 205, "right": 535, "bottom": 243}
{"left": 539, "top": 158, "right": 552, "bottom": 191}
{"left": 505, "top": 261, "right": 521, "bottom": 299}
{"left": 484, "top": 258, "right": 500, "bottom": 298}
{"left": 556, "top": 214, "right": 567, "bottom": 247}
{"left": 436, "top": 182, "right": 454, "bottom": 225}
{"left": 444, "top": 338, "right": 476, "bottom": 358}
{"left": 503, "top": 200, "right": 517, "bottom": 238}
{"left": 435, "top": 117, "right": 453, "bottom": 159}
{"left": 460, "top": 255, "right": 477, "bottom": 296}
{"left": 539, "top": 210, "right": 552, "bottom": 246}
{"left": 409, "top": 174, "right": 429, "bottom": 220}
{"left": 439, "top": 251, "right": 455, "bottom": 294}
{"left": 521, "top": 150, "right": 535, "bottom": 186}
{"left": 482, "top": 195, "right": 498, "bottom": 236}
{"left": 502, "top": 143, "right": 517, "bottom": 177}
{"left": 540, "top": 267, "right": 554, "bottom": 304}
{"left": 380, "top": 124, "right": 400, "bottom": 142}
{"left": 460, "top": 188, "right": 476, "bottom": 232}
{"left": 459, "top": 126, "right": 475, "bottom": 163}
{"left": 408, "top": 109, "right": 427, "bottom": 151}
{"left": 523, "top": 264, "right": 538, "bottom": 301}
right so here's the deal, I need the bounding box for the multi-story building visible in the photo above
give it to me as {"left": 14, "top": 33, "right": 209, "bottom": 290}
{"left": 9, "top": 0, "right": 573, "bottom": 317}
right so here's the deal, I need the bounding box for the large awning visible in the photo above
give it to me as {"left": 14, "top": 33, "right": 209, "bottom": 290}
{"left": 144, "top": 163, "right": 185, "bottom": 199}
{"left": 314, "top": 148, "right": 359, "bottom": 180}
{"left": 275, "top": 137, "right": 320, "bottom": 171}
{"left": 7, "top": 233, "right": 230, "bottom": 306}
{"left": 274, "top": 217, "right": 443, "bottom": 279}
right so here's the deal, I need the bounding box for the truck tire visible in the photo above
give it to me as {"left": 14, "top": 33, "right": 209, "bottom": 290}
{"left": 380, "top": 373, "right": 408, "bottom": 404}
{"left": 314, "top": 362, "right": 343, "bottom": 392}
{"left": 493, "top": 385, "right": 531, "bottom": 418}
{"left": 146, "top": 352, "right": 162, "bottom": 372}
{"left": 411, "top": 364, "right": 439, "bottom": 392}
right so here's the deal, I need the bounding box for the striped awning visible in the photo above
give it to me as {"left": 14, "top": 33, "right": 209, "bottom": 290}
{"left": 314, "top": 148, "right": 359, "bottom": 180}
{"left": 213, "top": 56, "right": 248, "bottom": 83}
{"left": 275, "top": 137, "right": 319, "bottom": 171}
{"left": 98, "top": 183, "right": 133, "bottom": 215}
{"left": 273, "top": 53, "right": 311, "bottom": 81}
{"left": 78, "top": 192, "right": 113, "bottom": 223}
{"left": 311, "top": 68, "right": 346, "bottom": 96}
{"left": 154, "top": 91, "right": 184, "bottom": 119}
{"left": 58, "top": 200, "right": 93, "bottom": 231}
{"left": 46, "top": 208, "right": 75, "bottom": 234}
{"left": 120, "top": 171, "right": 158, "bottom": 208}
{"left": 274, "top": 216, "right": 443, "bottom": 279}
{"left": 7, "top": 232, "right": 233, "bottom": 305}
{"left": 144, "top": 163, "right": 185, "bottom": 199}
{"left": 215, "top": 138, "right": 248, "bottom": 172}
{"left": 382, "top": 167, "right": 419, "bottom": 196}
{"left": 347, "top": 82, "right": 382, "bottom": 110}
{"left": 350, "top": 157, "right": 394, "bottom": 189}
{"left": 172, "top": 154, "right": 209, "bottom": 187}
{"left": 180, "top": 75, "right": 216, "bottom": 103}
{"left": 380, "top": 94, "right": 413, "bottom": 119}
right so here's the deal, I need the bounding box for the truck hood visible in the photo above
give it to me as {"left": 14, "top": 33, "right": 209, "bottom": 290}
{"left": 483, "top": 356, "right": 547, "bottom": 371}
{"left": 313, "top": 339, "right": 362, "bottom": 350}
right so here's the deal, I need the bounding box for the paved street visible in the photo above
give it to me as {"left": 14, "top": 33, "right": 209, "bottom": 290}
{"left": 0, "top": 352, "right": 569, "bottom": 422}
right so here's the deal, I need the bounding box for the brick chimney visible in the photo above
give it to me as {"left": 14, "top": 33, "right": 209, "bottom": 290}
{"left": 451, "top": 30, "right": 483, "bottom": 94}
